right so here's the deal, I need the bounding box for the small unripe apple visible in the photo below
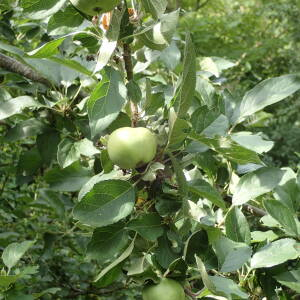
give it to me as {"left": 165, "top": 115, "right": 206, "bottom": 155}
{"left": 107, "top": 127, "right": 157, "bottom": 169}
{"left": 142, "top": 278, "right": 185, "bottom": 300}
{"left": 70, "top": 0, "right": 120, "bottom": 16}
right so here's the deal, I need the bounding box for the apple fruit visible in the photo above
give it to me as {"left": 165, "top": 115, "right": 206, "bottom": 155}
{"left": 70, "top": 0, "right": 120, "bottom": 16}
{"left": 107, "top": 127, "right": 157, "bottom": 169}
{"left": 142, "top": 278, "right": 185, "bottom": 300}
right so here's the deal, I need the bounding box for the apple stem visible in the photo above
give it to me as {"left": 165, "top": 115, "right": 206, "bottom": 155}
{"left": 123, "top": 42, "right": 139, "bottom": 127}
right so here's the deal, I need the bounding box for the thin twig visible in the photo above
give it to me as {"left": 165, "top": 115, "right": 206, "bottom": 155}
{"left": 243, "top": 204, "right": 267, "bottom": 217}
{"left": 0, "top": 52, "right": 52, "bottom": 87}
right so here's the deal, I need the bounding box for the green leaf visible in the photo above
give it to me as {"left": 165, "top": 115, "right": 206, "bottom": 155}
{"left": 57, "top": 138, "right": 99, "bottom": 168}
{"left": 213, "top": 236, "right": 252, "bottom": 272}
{"left": 73, "top": 180, "right": 135, "bottom": 227}
{"left": 232, "top": 167, "right": 285, "bottom": 205}
{"left": 0, "top": 275, "right": 19, "bottom": 288}
{"left": 94, "top": 235, "right": 136, "bottom": 282}
{"left": 78, "top": 170, "right": 128, "bottom": 200}
{"left": 21, "top": 0, "right": 67, "bottom": 19}
{"left": 250, "top": 238, "right": 300, "bottom": 268}
{"left": 195, "top": 75, "right": 216, "bottom": 108}
{"left": 274, "top": 268, "right": 300, "bottom": 293}
{"left": 94, "top": 9, "right": 123, "bottom": 72}
{"left": 200, "top": 56, "right": 236, "bottom": 77}
{"left": 154, "top": 234, "right": 180, "bottom": 269}
{"left": 225, "top": 207, "right": 251, "bottom": 244}
{"left": 167, "top": 108, "right": 190, "bottom": 150}
{"left": 45, "top": 161, "right": 93, "bottom": 192}
{"left": 263, "top": 200, "right": 299, "bottom": 237}
{"left": 88, "top": 68, "right": 126, "bottom": 138}
{"left": 190, "top": 133, "right": 261, "bottom": 165}
{"left": 169, "top": 152, "right": 188, "bottom": 198}
{"left": 100, "top": 149, "right": 114, "bottom": 174}
{"left": 159, "top": 41, "right": 181, "bottom": 70}
{"left": 195, "top": 255, "right": 217, "bottom": 293}
{"left": 17, "top": 147, "right": 43, "bottom": 176}
{"left": 0, "top": 96, "right": 40, "bottom": 120}
{"left": 251, "top": 230, "right": 278, "bottom": 243}
{"left": 209, "top": 276, "right": 248, "bottom": 299}
{"left": 5, "top": 119, "right": 47, "bottom": 142}
{"left": 142, "top": 162, "right": 165, "bottom": 182}
{"left": 188, "top": 179, "right": 226, "bottom": 209}
{"left": 126, "top": 80, "right": 142, "bottom": 104}
{"left": 141, "top": 0, "right": 167, "bottom": 19}
{"left": 37, "top": 131, "right": 60, "bottom": 164}
{"left": 47, "top": 4, "right": 84, "bottom": 35}
{"left": 86, "top": 223, "right": 129, "bottom": 263}
{"left": 191, "top": 106, "right": 229, "bottom": 137}
{"left": 172, "top": 33, "right": 196, "bottom": 117}
{"left": 231, "top": 132, "right": 274, "bottom": 154}
{"left": 49, "top": 57, "right": 93, "bottom": 76}
{"left": 27, "top": 37, "right": 66, "bottom": 58}
{"left": 24, "top": 57, "right": 81, "bottom": 86}
{"left": 139, "top": 10, "right": 179, "bottom": 50}
{"left": 2, "top": 240, "right": 35, "bottom": 270}
{"left": 234, "top": 74, "right": 300, "bottom": 123}
{"left": 274, "top": 168, "right": 300, "bottom": 213}
{"left": 95, "top": 265, "right": 122, "bottom": 288}
{"left": 127, "top": 213, "right": 164, "bottom": 241}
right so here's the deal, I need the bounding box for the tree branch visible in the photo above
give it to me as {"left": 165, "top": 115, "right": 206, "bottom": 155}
{"left": 0, "top": 52, "right": 52, "bottom": 87}
{"left": 243, "top": 204, "right": 267, "bottom": 217}
{"left": 123, "top": 43, "right": 139, "bottom": 127}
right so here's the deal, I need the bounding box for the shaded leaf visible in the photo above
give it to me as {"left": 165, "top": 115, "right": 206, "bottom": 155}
{"left": 234, "top": 74, "right": 300, "bottom": 123}
{"left": 250, "top": 238, "right": 300, "bottom": 268}
{"left": 172, "top": 33, "right": 196, "bottom": 117}
{"left": 73, "top": 180, "right": 135, "bottom": 227}
{"left": 188, "top": 179, "right": 226, "bottom": 209}
{"left": 45, "top": 161, "right": 93, "bottom": 192}
{"left": 94, "top": 236, "right": 136, "bottom": 282}
{"left": 233, "top": 167, "right": 285, "bottom": 205}
{"left": 127, "top": 213, "right": 164, "bottom": 241}
{"left": 0, "top": 96, "right": 40, "bottom": 120}
{"left": 263, "top": 199, "right": 299, "bottom": 237}
{"left": 88, "top": 68, "right": 126, "bottom": 138}
{"left": 87, "top": 223, "right": 128, "bottom": 263}
{"left": 225, "top": 207, "right": 251, "bottom": 244}
{"left": 2, "top": 240, "right": 35, "bottom": 270}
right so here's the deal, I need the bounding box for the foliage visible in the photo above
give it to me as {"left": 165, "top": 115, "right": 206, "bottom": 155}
{"left": 0, "top": 0, "right": 300, "bottom": 299}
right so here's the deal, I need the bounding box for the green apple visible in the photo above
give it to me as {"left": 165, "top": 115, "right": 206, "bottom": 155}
{"left": 142, "top": 278, "right": 185, "bottom": 300}
{"left": 70, "top": 0, "right": 120, "bottom": 16}
{"left": 107, "top": 127, "right": 157, "bottom": 169}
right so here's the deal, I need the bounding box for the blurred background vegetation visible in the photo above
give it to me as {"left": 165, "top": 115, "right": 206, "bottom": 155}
{"left": 177, "top": 0, "right": 300, "bottom": 167}
{"left": 0, "top": 0, "right": 299, "bottom": 298}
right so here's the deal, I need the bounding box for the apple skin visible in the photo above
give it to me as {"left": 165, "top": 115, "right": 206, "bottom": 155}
{"left": 107, "top": 127, "right": 157, "bottom": 169}
{"left": 70, "top": 0, "right": 120, "bottom": 16}
{"left": 142, "top": 278, "right": 185, "bottom": 300}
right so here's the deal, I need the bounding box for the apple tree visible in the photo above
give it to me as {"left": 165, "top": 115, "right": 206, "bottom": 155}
{"left": 0, "top": 0, "right": 300, "bottom": 299}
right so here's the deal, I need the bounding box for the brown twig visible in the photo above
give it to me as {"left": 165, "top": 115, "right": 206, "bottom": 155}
{"left": 123, "top": 43, "right": 139, "bottom": 127}
{"left": 243, "top": 204, "right": 267, "bottom": 217}
{"left": 0, "top": 52, "right": 52, "bottom": 87}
